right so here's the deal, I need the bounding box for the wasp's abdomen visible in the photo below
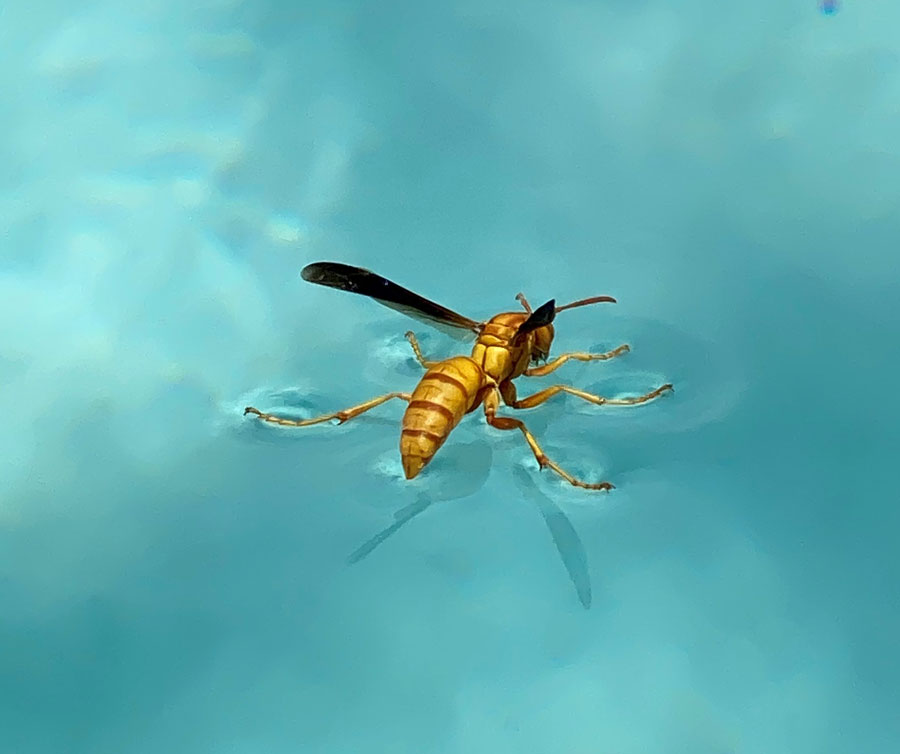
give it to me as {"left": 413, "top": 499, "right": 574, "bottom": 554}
{"left": 400, "top": 356, "right": 483, "bottom": 479}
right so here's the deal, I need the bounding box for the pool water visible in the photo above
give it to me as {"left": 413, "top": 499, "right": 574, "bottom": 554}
{"left": 2, "top": 1, "right": 898, "bottom": 752}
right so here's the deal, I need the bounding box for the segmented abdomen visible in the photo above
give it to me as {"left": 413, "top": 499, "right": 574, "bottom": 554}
{"left": 400, "top": 356, "right": 484, "bottom": 479}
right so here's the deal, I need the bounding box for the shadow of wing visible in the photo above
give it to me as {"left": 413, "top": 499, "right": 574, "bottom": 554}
{"left": 513, "top": 465, "right": 592, "bottom": 609}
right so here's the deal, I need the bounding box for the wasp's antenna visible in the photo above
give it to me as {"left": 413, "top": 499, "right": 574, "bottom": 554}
{"left": 555, "top": 295, "right": 617, "bottom": 313}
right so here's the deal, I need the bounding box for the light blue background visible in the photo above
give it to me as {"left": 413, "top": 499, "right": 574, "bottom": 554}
{"left": 2, "top": 1, "right": 898, "bottom": 752}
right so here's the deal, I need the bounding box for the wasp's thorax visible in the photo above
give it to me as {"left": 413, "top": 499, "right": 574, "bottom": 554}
{"left": 468, "top": 312, "right": 544, "bottom": 383}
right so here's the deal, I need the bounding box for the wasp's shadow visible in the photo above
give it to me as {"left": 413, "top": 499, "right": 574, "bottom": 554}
{"left": 347, "top": 439, "right": 492, "bottom": 564}
{"left": 349, "top": 440, "right": 594, "bottom": 610}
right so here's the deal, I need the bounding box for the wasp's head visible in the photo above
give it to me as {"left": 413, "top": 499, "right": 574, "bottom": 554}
{"left": 515, "top": 299, "right": 556, "bottom": 364}
{"left": 516, "top": 292, "right": 617, "bottom": 365}
{"left": 530, "top": 322, "right": 555, "bottom": 363}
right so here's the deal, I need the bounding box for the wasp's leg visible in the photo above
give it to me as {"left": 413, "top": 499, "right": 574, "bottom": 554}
{"left": 483, "top": 388, "right": 613, "bottom": 491}
{"left": 524, "top": 345, "right": 631, "bottom": 377}
{"left": 245, "top": 392, "right": 411, "bottom": 427}
{"left": 515, "top": 292, "right": 532, "bottom": 313}
{"left": 404, "top": 331, "right": 440, "bottom": 369}
{"left": 499, "top": 380, "right": 518, "bottom": 406}
{"left": 510, "top": 382, "right": 672, "bottom": 410}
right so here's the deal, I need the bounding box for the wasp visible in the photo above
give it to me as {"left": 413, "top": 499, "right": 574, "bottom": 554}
{"left": 244, "top": 262, "right": 672, "bottom": 490}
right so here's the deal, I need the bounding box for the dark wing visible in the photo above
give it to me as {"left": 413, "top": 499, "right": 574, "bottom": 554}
{"left": 301, "top": 262, "right": 481, "bottom": 339}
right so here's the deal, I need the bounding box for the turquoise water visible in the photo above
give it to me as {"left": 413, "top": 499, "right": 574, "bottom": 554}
{"left": 3, "top": 1, "right": 899, "bottom": 751}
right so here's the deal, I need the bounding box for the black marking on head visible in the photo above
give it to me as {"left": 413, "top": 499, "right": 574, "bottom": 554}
{"left": 516, "top": 299, "right": 556, "bottom": 336}
{"left": 512, "top": 299, "right": 555, "bottom": 350}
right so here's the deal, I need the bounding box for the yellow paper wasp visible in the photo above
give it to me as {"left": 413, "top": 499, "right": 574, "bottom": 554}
{"left": 245, "top": 262, "right": 672, "bottom": 490}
